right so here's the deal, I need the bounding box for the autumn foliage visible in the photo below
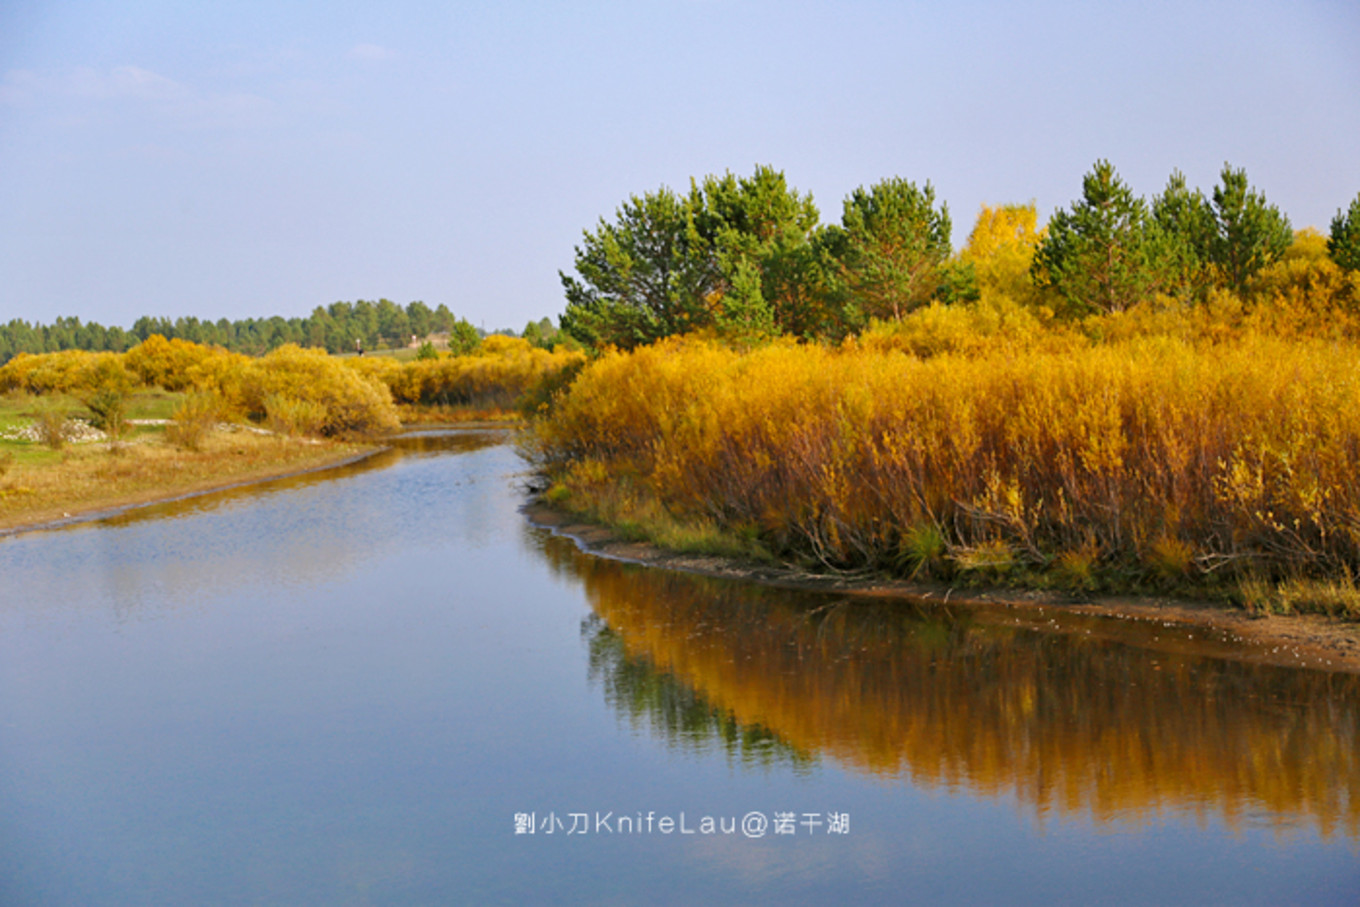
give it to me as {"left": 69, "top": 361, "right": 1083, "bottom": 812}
{"left": 1, "top": 334, "right": 584, "bottom": 439}
{"left": 342, "top": 336, "right": 585, "bottom": 409}
{"left": 529, "top": 254, "right": 1360, "bottom": 607}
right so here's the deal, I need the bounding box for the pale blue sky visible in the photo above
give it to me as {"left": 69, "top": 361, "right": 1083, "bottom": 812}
{"left": 2, "top": 1, "right": 1357, "bottom": 330}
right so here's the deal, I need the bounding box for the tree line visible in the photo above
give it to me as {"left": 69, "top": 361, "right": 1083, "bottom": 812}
{"left": 0, "top": 300, "right": 512, "bottom": 365}
{"left": 559, "top": 162, "right": 1360, "bottom": 348}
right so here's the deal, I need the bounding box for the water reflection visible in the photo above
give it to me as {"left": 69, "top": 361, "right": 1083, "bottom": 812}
{"left": 1, "top": 429, "right": 512, "bottom": 619}
{"left": 583, "top": 614, "right": 815, "bottom": 772}
{"left": 94, "top": 427, "right": 509, "bottom": 530}
{"left": 535, "top": 532, "right": 1360, "bottom": 840}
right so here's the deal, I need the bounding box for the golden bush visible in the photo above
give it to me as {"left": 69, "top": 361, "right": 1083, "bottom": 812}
{"left": 345, "top": 337, "right": 586, "bottom": 409}
{"left": 124, "top": 335, "right": 225, "bottom": 391}
{"left": 532, "top": 331, "right": 1360, "bottom": 588}
{"left": 0, "top": 349, "right": 132, "bottom": 395}
{"left": 165, "top": 393, "right": 222, "bottom": 451}
{"left": 240, "top": 345, "right": 399, "bottom": 437}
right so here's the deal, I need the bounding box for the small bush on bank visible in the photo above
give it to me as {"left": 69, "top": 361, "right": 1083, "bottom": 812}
{"left": 347, "top": 336, "right": 587, "bottom": 411}
{"left": 241, "top": 345, "right": 400, "bottom": 437}
{"left": 166, "top": 394, "right": 221, "bottom": 451}
{"left": 264, "top": 394, "right": 328, "bottom": 437}
{"left": 34, "top": 404, "right": 71, "bottom": 450}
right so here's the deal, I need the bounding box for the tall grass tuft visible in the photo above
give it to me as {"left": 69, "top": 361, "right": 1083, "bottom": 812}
{"left": 35, "top": 405, "right": 70, "bottom": 450}
{"left": 165, "top": 394, "right": 221, "bottom": 451}
{"left": 264, "top": 394, "right": 327, "bottom": 437}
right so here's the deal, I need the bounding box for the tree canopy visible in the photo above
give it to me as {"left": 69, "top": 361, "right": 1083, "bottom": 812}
{"left": 1031, "top": 160, "right": 1156, "bottom": 314}
{"left": 824, "top": 178, "right": 954, "bottom": 322}
{"left": 560, "top": 166, "right": 959, "bottom": 348}
{"left": 1329, "top": 193, "right": 1360, "bottom": 272}
{"left": 1206, "top": 164, "right": 1292, "bottom": 292}
{"left": 0, "top": 301, "right": 472, "bottom": 365}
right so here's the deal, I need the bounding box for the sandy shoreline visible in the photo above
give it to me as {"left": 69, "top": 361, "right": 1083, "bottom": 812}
{"left": 523, "top": 500, "right": 1360, "bottom": 675}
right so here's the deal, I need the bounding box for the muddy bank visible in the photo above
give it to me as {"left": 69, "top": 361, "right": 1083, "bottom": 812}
{"left": 524, "top": 500, "right": 1360, "bottom": 675}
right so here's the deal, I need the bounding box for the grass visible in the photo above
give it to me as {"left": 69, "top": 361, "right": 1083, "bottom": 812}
{"left": 334, "top": 346, "right": 421, "bottom": 362}
{"left": 127, "top": 389, "right": 182, "bottom": 420}
{"left": 2, "top": 389, "right": 183, "bottom": 458}
{"left": 1237, "top": 573, "right": 1360, "bottom": 618}
{"left": 2, "top": 388, "right": 180, "bottom": 424}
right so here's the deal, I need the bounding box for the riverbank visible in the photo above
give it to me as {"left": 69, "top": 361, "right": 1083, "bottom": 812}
{"left": 527, "top": 334, "right": 1360, "bottom": 622}
{"left": 0, "top": 432, "right": 381, "bottom": 535}
{"left": 524, "top": 500, "right": 1360, "bottom": 675}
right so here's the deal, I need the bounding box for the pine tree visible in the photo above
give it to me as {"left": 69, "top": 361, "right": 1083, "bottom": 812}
{"left": 828, "top": 177, "right": 953, "bottom": 321}
{"left": 1206, "top": 164, "right": 1292, "bottom": 292}
{"left": 1328, "top": 193, "right": 1360, "bottom": 272}
{"left": 1032, "top": 160, "right": 1154, "bottom": 314}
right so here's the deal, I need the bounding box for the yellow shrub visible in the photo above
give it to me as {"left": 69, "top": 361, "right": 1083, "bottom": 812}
{"left": 959, "top": 202, "right": 1047, "bottom": 308}
{"left": 165, "top": 393, "right": 222, "bottom": 451}
{"left": 182, "top": 347, "right": 253, "bottom": 418}
{"left": 349, "top": 339, "right": 587, "bottom": 409}
{"left": 240, "top": 345, "right": 399, "bottom": 436}
{"left": 124, "top": 335, "right": 227, "bottom": 391}
{"left": 858, "top": 296, "right": 1066, "bottom": 359}
{"left": 0, "top": 349, "right": 134, "bottom": 395}
{"left": 343, "top": 355, "right": 403, "bottom": 391}
{"left": 532, "top": 331, "right": 1360, "bottom": 585}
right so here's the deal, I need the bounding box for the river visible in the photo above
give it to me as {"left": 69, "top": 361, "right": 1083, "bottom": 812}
{"left": 1, "top": 429, "right": 1356, "bottom": 905}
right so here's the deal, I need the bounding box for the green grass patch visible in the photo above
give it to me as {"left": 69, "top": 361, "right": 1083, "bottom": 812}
{"left": 2, "top": 389, "right": 184, "bottom": 424}
{"left": 0, "top": 441, "right": 63, "bottom": 468}
{"left": 546, "top": 471, "right": 775, "bottom": 564}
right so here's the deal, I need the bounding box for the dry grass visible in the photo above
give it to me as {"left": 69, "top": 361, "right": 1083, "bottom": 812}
{"left": 0, "top": 430, "right": 372, "bottom": 532}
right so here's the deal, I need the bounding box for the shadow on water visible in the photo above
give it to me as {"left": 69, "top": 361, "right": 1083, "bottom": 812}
{"left": 531, "top": 528, "right": 1360, "bottom": 840}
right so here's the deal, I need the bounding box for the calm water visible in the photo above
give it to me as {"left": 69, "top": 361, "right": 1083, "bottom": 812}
{"left": 1, "top": 429, "right": 1357, "bottom": 905}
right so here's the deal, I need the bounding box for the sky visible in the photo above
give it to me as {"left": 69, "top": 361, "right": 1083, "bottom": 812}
{"left": 1, "top": 0, "right": 1358, "bottom": 332}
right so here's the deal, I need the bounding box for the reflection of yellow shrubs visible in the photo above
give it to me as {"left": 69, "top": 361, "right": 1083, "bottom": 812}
{"left": 566, "top": 553, "right": 1360, "bottom": 835}
{"left": 532, "top": 332, "right": 1360, "bottom": 600}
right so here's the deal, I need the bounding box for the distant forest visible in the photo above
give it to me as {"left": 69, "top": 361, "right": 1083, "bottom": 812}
{"left": 0, "top": 300, "right": 558, "bottom": 364}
